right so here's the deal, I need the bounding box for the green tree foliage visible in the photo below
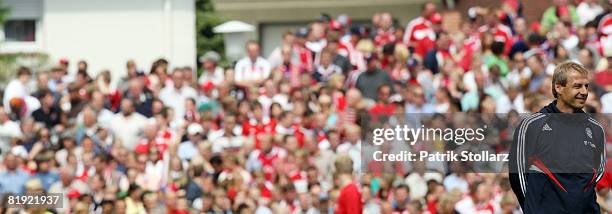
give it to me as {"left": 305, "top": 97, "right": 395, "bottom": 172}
{"left": 0, "top": 0, "right": 8, "bottom": 26}
{"left": 196, "top": 0, "right": 224, "bottom": 65}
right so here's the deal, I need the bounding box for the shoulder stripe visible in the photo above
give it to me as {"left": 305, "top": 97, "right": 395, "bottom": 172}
{"left": 516, "top": 113, "right": 545, "bottom": 197}
{"left": 588, "top": 117, "right": 607, "bottom": 182}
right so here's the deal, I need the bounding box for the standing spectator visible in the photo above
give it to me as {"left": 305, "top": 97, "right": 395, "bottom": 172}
{"left": 391, "top": 184, "right": 411, "bottom": 213}
{"left": 540, "top": 0, "right": 580, "bottom": 34}
{"left": 124, "top": 77, "right": 155, "bottom": 118}
{"left": 333, "top": 155, "right": 362, "bottom": 214}
{"left": 110, "top": 98, "right": 148, "bottom": 150}
{"left": 578, "top": 0, "right": 604, "bottom": 26}
{"left": 48, "top": 66, "right": 68, "bottom": 94}
{"left": 374, "top": 12, "right": 396, "bottom": 46}
{"left": 0, "top": 154, "right": 30, "bottom": 194}
{"left": 325, "top": 32, "right": 352, "bottom": 74}
{"left": 403, "top": 2, "right": 437, "bottom": 57}
{"left": 3, "top": 67, "right": 39, "bottom": 117}
{"left": 268, "top": 31, "right": 297, "bottom": 69}
{"left": 198, "top": 51, "right": 224, "bottom": 86}
{"left": 596, "top": 54, "right": 612, "bottom": 91}
{"left": 313, "top": 48, "right": 343, "bottom": 83}
{"left": 49, "top": 167, "right": 90, "bottom": 214}
{"left": 306, "top": 21, "right": 328, "bottom": 55}
{"left": 159, "top": 68, "right": 198, "bottom": 124}
{"left": 0, "top": 106, "right": 22, "bottom": 149}
{"left": 178, "top": 123, "right": 204, "bottom": 161}
{"left": 32, "top": 154, "right": 60, "bottom": 191}
{"left": 208, "top": 114, "right": 245, "bottom": 153}
{"left": 479, "top": 8, "right": 514, "bottom": 55}
{"left": 234, "top": 41, "right": 272, "bottom": 88}
{"left": 355, "top": 54, "right": 393, "bottom": 101}
{"left": 424, "top": 31, "right": 452, "bottom": 75}
{"left": 32, "top": 88, "right": 63, "bottom": 128}
{"left": 454, "top": 181, "right": 496, "bottom": 213}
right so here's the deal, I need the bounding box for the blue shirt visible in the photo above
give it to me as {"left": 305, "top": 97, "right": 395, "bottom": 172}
{"left": 33, "top": 172, "right": 60, "bottom": 191}
{"left": 0, "top": 170, "right": 30, "bottom": 194}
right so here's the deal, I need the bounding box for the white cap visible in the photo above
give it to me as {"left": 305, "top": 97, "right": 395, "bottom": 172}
{"left": 187, "top": 123, "right": 204, "bottom": 135}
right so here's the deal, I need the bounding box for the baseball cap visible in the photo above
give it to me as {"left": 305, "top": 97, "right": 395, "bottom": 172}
{"left": 337, "top": 14, "right": 351, "bottom": 27}
{"left": 430, "top": 12, "right": 442, "bottom": 24}
{"left": 296, "top": 27, "right": 309, "bottom": 38}
{"left": 350, "top": 26, "right": 361, "bottom": 35}
{"left": 59, "top": 58, "right": 69, "bottom": 65}
{"left": 187, "top": 123, "right": 204, "bottom": 135}
{"left": 199, "top": 51, "right": 220, "bottom": 63}
{"left": 200, "top": 81, "right": 215, "bottom": 91}
{"left": 329, "top": 20, "right": 342, "bottom": 31}
{"left": 67, "top": 189, "right": 81, "bottom": 199}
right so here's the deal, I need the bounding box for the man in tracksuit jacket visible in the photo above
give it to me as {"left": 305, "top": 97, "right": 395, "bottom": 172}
{"left": 509, "top": 61, "right": 606, "bottom": 213}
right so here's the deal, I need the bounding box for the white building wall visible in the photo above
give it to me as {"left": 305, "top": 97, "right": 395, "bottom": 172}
{"left": 42, "top": 0, "right": 195, "bottom": 83}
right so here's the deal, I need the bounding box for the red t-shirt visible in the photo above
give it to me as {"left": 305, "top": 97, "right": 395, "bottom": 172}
{"left": 404, "top": 17, "right": 436, "bottom": 57}
{"left": 595, "top": 71, "right": 612, "bottom": 87}
{"left": 335, "top": 183, "right": 363, "bottom": 214}
{"left": 369, "top": 103, "right": 397, "bottom": 117}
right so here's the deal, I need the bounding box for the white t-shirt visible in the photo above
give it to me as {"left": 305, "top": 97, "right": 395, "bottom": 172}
{"left": 159, "top": 85, "right": 197, "bottom": 124}
{"left": 208, "top": 128, "right": 245, "bottom": 153}
{"left": 198, "top": 67, "right": 225, "bottom": 85}
{"left": 234, "top": 57, "right": 271, "bottom": 83}
{"left": 110, "top": 113, "right": 148, "bottom": 150}
{"left": 577, "top": 2, "right": 603, "bottom": 26}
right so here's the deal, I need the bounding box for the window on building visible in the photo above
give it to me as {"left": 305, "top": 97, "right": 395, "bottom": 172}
{"left": 3, "top": 20, "right": 36, "bottom": 42}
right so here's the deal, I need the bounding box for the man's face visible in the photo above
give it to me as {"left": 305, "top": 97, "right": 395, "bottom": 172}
{"left": 436, "top": 34, "right": 449, "bottom": 50}
{"left": 172, "top": 71, "right": 184, "bottom": 88}
{"left": 423, "top": 3, "right": 436, "bottom": 18}
{"left": 121, "top": 99, "right": 135, "bottom": 116}
{"left": 5, "top": 155, "right": 17, "bottom": 170}
{"left": 395, "top": 188, "right": 409, "bottom": 204}
{"left": 367, "top": 59, "right": 379, "bottom": 71}
{"left": 52, "top": 70, "right": 63, "bottom": 80}
{"left": 43, "top": 94, "right": 55, "bottom": 107}
{"left": 557, "top": 71, "right": 589, "bottom": 110}
{"left": 78, "top": 62, "right": 87, "bottom": 71}
{"left": 247, "top": 43, "right": 260, "bottom": 60}
{"left": 91, "top": 92, "right": 104, "bottom": 109}
{"left": 203, "top": 61, "right": 216, "bottom": 70}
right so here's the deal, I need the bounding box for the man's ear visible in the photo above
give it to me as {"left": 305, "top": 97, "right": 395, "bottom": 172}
{"left": 554, "top": 83, "right": 563, "bottom": 96}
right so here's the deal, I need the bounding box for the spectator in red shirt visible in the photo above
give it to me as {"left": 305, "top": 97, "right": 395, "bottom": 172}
{"left": 404, "top": 2, "right": 437, "bottom": 57}
{"left": 369, "top": 84, "right": 396, "bottom": 117}
{"left": 595, "top": 55, "right": 612, "bottom": 91}
{"left": 334, "top": 154, "right": 362, "bottom": 214}
{"left": 374, "top": 12, "right": 397, "bottom": 46}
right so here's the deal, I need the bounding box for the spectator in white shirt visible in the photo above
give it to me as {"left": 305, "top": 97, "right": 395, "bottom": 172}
{"left": 0, "top": 106, "right": 22, "bottom": 155}
{"left": 268, "top": 31, "right": 297, "bottom": 69}
{"left": 3, "top": 67, "right": 39, "bottom": 117}
{"left": 234, "top": 41, "right": 271, "bottom": 87}
{"left": 577, "top": 0, "right": 603, "bottom": 26}
{"left": 208, "top": 114, "right": 244, "bottom": 153}
{"left": 159, "top": 69, "right": 197, "bottom": 124}
{"left": 110, "top": 98, "right": 148, "bottom": 150}
{"left": 336, "top": 124, "right": 362, "bottom": 172}
{"left": 198, "top": 51, "right": 224, "bottom": 86}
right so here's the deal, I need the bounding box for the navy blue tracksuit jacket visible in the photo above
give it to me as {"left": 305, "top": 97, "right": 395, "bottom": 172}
{"left": 509, "top": 101, "right": 606, "bottom": 213}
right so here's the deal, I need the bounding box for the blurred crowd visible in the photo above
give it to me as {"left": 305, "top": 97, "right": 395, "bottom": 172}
{"left": 1, "top": 0, "right": 612, "bottom": 213}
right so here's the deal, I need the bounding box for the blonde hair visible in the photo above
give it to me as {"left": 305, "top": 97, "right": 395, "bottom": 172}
{"left": 552, "top": 61, "right": 590, "bottom": 98}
